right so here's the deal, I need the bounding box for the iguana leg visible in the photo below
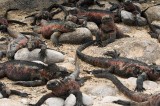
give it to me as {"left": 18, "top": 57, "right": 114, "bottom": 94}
{"left": 50, "top": 31, "right": 62, "bottom": 47}
{"left": 101, "top": 35, "right": 116, "bottom": 47}
{"left": 103, "top": 50, "right": 120, "bottom": 58}
{"left": 113, "top": 100, "right": 133, "bottom": 105}
{"left": 86, "top": 67, "right": 115, "bottom": 75}
{"left": 109, "top": 2, "right": 119, "bottom": 11}
{"left": 29, "top": 93, "right": 54, "bottom": 106}
{"left": 135, "top": 72, "right": 147, "bottom": 92}
{"left": 39, "top": 44, "right": 47, "bottom": 61}
{"left": 10, "top": 90, "right": 29, "bottom": 97}
{"left": 13, "top": 80, "right": 47, "bottom": 87}
{"left": 25, "top": 13, "right": 37, "bottom": 19}
{"left": 30, "top": 17, "right": 37, "bottom": 26}
{"left": 7, "top": 20, "right": 27, "bottom": 26}
{"left": 50, "top": 9, "right": 62, "bottom": 17}
{"left": 70, "top": 90, "right": 84, "bottom": 106}
{"left": 95, "top": 0, "right": 105, "bottom": 7}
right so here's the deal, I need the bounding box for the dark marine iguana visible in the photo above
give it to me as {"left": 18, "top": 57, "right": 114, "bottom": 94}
{"left": 62, "top": 0, "right": 104, "bottom": 8}
{"left": 76, "top": 40, "right": 160, "bottom": 92}
{"left": 91, "top": 70, "right": 160, "bottom": 106}
{"left": 0, "top": 8, "right": 27, "bottom": 32}
{"left": 33, "top": 19, "right": 82, "bottom": 46}
{"left": 0, "top": 60, "right": 69, "bottom": 87}
{"left": 140, "top": 4, "right": 160, "bottom": 42}
{"left": 25, "top": 4, "right": 68, "bottom": 25}
{"left": 29, "top": 56, "right": 85, "bottom": 106}
{"left": 0, "top": 82, "right": 29, "bottom": 98}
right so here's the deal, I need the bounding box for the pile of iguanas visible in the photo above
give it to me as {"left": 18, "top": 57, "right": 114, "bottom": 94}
{"left": 0, "top": 0, "right": 160, "bottom": 106}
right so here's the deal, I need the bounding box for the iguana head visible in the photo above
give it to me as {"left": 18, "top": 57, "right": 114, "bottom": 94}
{"left": 149, "top": 64, "right": 160, "bottom": 80}
{"left": 101, "top": 15, "right": 113, "bottom": 24}
{"left": 46, "top": 79, "right": 64, "bottom": 90}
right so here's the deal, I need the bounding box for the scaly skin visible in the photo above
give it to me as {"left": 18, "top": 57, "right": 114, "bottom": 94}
{"left": 96, "top": 15, "right": 129, "bottom": 47}
{"left": 6, "top": 28, "right": 46, "bottom": 59}
{"left": 68, "top": 8, "right": 120, "bottom": 26}
{"left": 76, "top": 41, "right": 160, "bottom": 92}
{"left": 25, "top": 4, "right": 68, "bottom": 25}
{"left": 0, "top": 60, "right": 69, "bottom": 87}
{"left": 0, "top": 82, "right": 29, "bottom": 98}
{"left": 33, "top": 19, "right": 81, "bottom": 46}
{"left": 30, "top": 57, "right": 85, "bottom": 106}
{"left": 92, "top": 71, "right": 160, "bottom": 106}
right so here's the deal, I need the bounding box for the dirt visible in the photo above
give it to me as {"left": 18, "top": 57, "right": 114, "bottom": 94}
{"left": 0, "top": 1, "right": 160, "bottom": 106}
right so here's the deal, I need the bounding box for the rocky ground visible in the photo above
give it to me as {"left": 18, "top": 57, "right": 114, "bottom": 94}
{"left": 0, "top": 0, "right": 160, "bottom": 106}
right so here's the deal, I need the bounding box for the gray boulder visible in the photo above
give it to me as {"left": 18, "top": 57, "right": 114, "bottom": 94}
{"left": 59, "top": 28, "right": 93, "bottom": 44}
{"left": 146, "top": 6, "right": 160, "bottom": 21}
{"left": 121, "top": 10, "right": 135, "bottom": 25}
{"left": 45, "top": 97, "right": 64, "bottom": 106}
{"left": 87, "top": 22, "right": 99, "bottom": 36}
{"left": 121, "top": 10, "right": 147, "bottom": 26}
{"left": 64, "top": 93, "right": 93, "bottom": 106}
{"left": 14, "top": 48, "right": 65, "bottom": 64}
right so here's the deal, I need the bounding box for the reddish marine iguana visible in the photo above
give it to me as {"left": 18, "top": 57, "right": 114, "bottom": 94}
{"left": 33, "top": 19, "right": 83, "bottom": 46}
{"left": 76, "top": 40, "right": 160, "bottom": 92}
{"left": 92, "top": 70, "right": 160, "bottom": 106}
{"left": 95, "top": 15, "right": 129, "bottom": 47}
{"left": 5, "top": 28, "right": 46, "bottom": 59}
{"left": 0, "top": 60, "right": 69, "bottom": 87}
{"left": 29, "top": 56, "right": 85, "bottom": 106}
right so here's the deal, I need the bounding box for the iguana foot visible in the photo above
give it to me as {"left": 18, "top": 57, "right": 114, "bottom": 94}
{"left": 134, "top": 85, "right": 146, "bottom": 92}
{"left": 103, "top": 50, "right": 120, "bottom": 58}
{"left": 20, "top": 93, "right": 30, "bottom": 97}
{"left": 113, "top": 100, "right": 131, "bottom": 105}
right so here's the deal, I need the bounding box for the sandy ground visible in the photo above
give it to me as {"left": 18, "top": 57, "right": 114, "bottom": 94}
{"left": 0, "top": 1, "right": 160, "bottom": 106}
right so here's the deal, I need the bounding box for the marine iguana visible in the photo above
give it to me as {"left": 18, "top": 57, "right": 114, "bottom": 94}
{"left": 62, "top": 0, "right": 104, "bottom": 8}
{"left": 33, "top": 19, "right": 82, "bottom": 46}
{"left": 29, "top": 56, "right": 85, "bottom": 106}
{"left": 68, "top": 7, "right": 121, "bottom": 26}
{"left": 76, "top": 40, "right": 160, "bottom": 92}
{"left": 0, "top": 8, "right": 27, "bottom": 32}
{"left": 0, "top": 60, "right": 69, "bottom": 87}
{"left": 140, "top": 3, "right": 160, "bottom": 42}
{"left": 65, "top": 14, "right": 87, "bottom": 27}
{"left": 0, "top": 82, "right": 29, "bottom": 98}
{"left": 96, "top": 15, "right": 129, "bottom": 47}
{"left": 25, "top": 4, "right": 68, "bottom": 25}
{"left": 5, "top": 28, "right": 46, "bottom": 59}
{"left": 91, "top": 70, "right": 160, "bottom": 106}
